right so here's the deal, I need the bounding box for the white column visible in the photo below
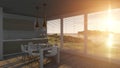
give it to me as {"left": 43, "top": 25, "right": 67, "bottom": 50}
{"left": 60, "top": 18, "right": 64, "bottom": 49}
{"left": 0, "top": 7, "right": 3, "bottom": 60}
{"left": 57, "top": 18, "right": 64, "bottom": 64}
{"left": 84, "top": 14, "right": 88, "bottom": 54}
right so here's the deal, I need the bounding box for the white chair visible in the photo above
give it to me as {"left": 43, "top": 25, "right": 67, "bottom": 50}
{"left": 44, "top": 46, "right": 58, "bottom": 63}
{"left": 45, "top": 46, "right": 58, "bottom": 57}
{"left": 27, "top": 42, "right": 40, "bottom": 56}
{"left": 21, "top": 44, "right": 28, "bottom": 53}
{"left": 21, "top": 44, "right": 29, "bottom": 61}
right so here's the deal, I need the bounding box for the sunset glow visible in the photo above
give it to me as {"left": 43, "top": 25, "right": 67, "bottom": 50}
{"left": 107, "top": 33, "right": 114, "bottom": 48}
{"left": 106, "top": 6, "right": 114, "bottom": 49}
{"left": 106, "top": 6, "right": 114, "bottom": 32}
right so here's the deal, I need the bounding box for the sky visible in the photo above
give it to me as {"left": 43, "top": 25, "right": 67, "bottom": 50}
{"left": 47, "top": 8, "right": 120, "bottom": 33}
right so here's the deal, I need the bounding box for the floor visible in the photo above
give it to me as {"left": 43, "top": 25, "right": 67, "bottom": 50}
{"left": 0, "top": 50, "right": 120, "bottom": 68}
{"left": 45, "top": 52, "right": 120, "bottom": 68}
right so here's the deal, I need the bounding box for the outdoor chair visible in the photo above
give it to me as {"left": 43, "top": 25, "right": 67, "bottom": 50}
{"left": 44, "top": 45, "right": 58, "bottom": 63}
{"left": 27, "top": 42, "right": 40, "bottom": 56}
{"left": 45, "top": 46, "right": 58, "bottom": 57}
{"left": 21, "top": 44, "right": 28, "bottom": 53}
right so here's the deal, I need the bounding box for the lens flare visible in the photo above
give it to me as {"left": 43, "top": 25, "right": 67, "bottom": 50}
{"left": 107, "top": 33, "right": 114, "bottom": 48}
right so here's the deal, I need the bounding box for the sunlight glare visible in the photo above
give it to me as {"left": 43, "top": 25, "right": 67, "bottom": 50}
{"left": 106, "top": 7, "right": 114, "bottom": 32}
{"left": 106, "top": 6, "right": 114, "bottom": 48}
{"left": 107, "top": 33, "right": 114, "bottom": 48}
{"left": 106, "top": 5, "right": 114, "bottom": 58}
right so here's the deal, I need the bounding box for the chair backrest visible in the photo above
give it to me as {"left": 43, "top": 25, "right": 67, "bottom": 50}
{"left": 45, "top": 46, "right": 58, "bottom": 57}
{"left": 21, "top": 44, "right": 28, "bottom": 53}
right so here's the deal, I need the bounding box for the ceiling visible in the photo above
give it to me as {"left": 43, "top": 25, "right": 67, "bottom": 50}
{"left": 0, "top": 0, "right": 120, "bottom": 19}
